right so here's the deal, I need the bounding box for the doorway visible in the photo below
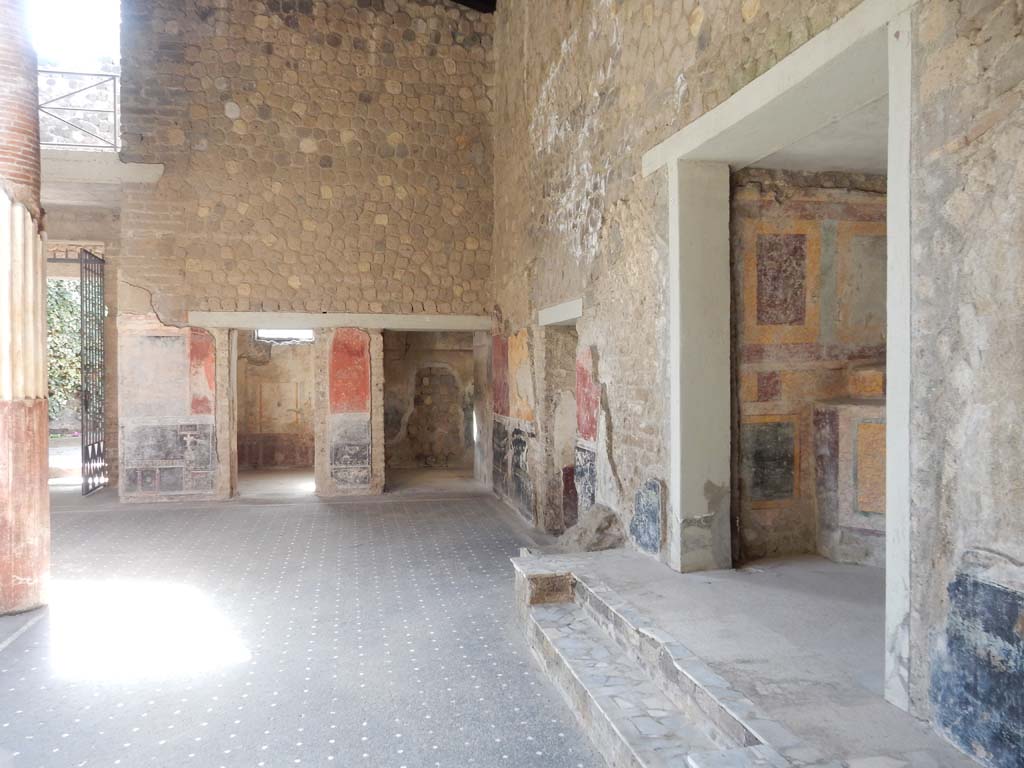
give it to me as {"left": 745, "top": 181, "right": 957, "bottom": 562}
{"left": 234, "top": 329, "right": 315, "bottom": 498}
{"left": 382, "top": 331, "right": 479, "bottom": 495}
{"left": 642, "top": 5, "right": 912, "bottom": 710}
{"left": 46, "top": 243, "right": 108, "bottom": 495}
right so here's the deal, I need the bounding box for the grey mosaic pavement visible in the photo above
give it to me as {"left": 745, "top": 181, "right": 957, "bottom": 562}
{"left": 0, "top": 494, "right": 603, "bottom": 768}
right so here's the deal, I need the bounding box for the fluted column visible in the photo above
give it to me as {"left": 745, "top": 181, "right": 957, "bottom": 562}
{"left": 0, "top": 0, "right": 49, "bottom": 615}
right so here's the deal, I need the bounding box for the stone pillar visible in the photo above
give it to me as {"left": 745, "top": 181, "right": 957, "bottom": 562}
{"left": 0, "top": 0, "right": 49, "bottom": 615}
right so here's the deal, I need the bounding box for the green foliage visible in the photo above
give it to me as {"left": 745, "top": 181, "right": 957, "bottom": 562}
{"left": 47, "top": 279, "right": 80, "bottom": 422}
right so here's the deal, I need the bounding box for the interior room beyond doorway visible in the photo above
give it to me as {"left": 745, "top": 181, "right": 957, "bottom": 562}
{"left": 235, "top": 329, "right": 316, "bottom": 498}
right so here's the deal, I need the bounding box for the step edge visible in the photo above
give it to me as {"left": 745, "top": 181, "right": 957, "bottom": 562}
{"left": 526, "top": 606, "right": 660, "bottom": 768}
{"left": 512, "top": 555, "right": 814, "bottom": 766}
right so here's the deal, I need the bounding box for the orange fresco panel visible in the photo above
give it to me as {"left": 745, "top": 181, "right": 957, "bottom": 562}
{"left": 330, "top": 329, "right": 370, "bottom": 414}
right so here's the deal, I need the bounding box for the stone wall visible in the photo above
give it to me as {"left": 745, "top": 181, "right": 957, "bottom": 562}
{"left": 118, "top": 0, "right": 493, "bottom": 322}
{"left": 730, "top": 169, "right": 887, "bottom": 563}
{"left": 493, "top": 0, "right": 1023, "bottom": 752}
{"left": 491, "top": 0, "right": 863, "bottom": 563}
{"left": 382, "top": 330, "right": 473, "bottom": 469}
{"left": 236, "top": 331, "right": 314, "bottom": 469}
{"left": 911, "top": 0, "right": 1024, "bottom": 758}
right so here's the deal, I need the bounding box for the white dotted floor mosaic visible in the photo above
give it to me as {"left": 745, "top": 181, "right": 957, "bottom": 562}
{"left": 0, "top": 495, "right": 603, "bottom": 767}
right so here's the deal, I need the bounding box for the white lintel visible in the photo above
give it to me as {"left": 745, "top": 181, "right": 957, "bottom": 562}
{"left": 538, "top": 298, "right": 583, "bottom": 327}
{"left": 641, "top": 0, "right": 918, "bottom": 176}
{"left": 187, "top": 311, "right": 492, "bottom": 332}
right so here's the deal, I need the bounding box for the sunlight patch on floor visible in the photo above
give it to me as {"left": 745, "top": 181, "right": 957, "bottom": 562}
{"left": 49, "top": 579, "right": 250, "bottom": 682}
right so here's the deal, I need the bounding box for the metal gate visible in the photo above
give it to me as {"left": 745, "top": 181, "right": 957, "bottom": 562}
{"left": 79, "top": 249, "right": 107, "bottom": 494}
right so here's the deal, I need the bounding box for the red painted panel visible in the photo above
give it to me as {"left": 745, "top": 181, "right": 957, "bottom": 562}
{"left": 492, "top": 335, "right": 509, "bottom": 417}
{"left": 330, "top": 329, "right": 370, "bottom": 414}
{"left": 0, "top": 399, "right": 50, "bottom": 613}
{"left": 576, "top": 348, "right": 599, "bottom": 442}
{"left": 189, "top": 328, "right": 216, "bottom": 415}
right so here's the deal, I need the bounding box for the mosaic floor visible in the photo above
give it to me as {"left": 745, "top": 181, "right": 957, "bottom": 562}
{"left": 0, "top": 493, "right": 602, "bottom": 768}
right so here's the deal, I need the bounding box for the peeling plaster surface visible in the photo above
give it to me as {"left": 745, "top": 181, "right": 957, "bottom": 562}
{"left": 910, "top": 0, "right": 1024, "bottom": 738}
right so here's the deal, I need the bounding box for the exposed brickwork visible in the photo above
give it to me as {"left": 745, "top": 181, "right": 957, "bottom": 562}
{"left": 0, "top": 0, "right": 40, "bottom": 216}
{"left": 119, "top": 0, "right": 493, "bottom": 319}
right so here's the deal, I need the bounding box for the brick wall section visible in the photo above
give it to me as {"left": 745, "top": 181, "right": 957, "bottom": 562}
{"left": 119, "top": 0, "right": 493, "bottom": 319}
{"left": 0, "top": 0, "right": 40, "bottom": 216}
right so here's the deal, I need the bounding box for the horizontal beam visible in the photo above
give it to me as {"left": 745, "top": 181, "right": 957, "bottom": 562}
{"left": 538, "top": 298, "right": 583, "bottom": 326}
{"left": 187, "top": 311, "right": 492, "bottom": 332}
{"left": 41, "top": 148, "right": 163, "bottom": 185}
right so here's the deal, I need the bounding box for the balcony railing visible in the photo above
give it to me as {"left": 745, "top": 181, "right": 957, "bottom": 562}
{"left": 38, "top": 69, "right": 119, "bottom": 151}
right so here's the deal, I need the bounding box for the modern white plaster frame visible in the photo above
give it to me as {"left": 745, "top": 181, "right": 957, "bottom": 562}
{"left": 884, "top": 9, "right": 913, "bottom": 714}
{"left": 187, "top": 311, "right": 491, "bottom": 332}
{"left": 669, "top": 161, "right": 732, "bottom": 573}
{"left": 538, "top": 298, "right": 583, "bottom": 327}
{"left": 641, "top": 0, "right": 917, "bottom": 712}
{"left": 642, "top": 0, "right": 916, "bottom": 176}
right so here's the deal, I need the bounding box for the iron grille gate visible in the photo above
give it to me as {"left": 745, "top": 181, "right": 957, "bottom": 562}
{"left": 79, "top": 249, "right": 107, "bottom": 494}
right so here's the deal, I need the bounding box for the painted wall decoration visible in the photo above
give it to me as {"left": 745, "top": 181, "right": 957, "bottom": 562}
{"left": 189, "top": 329, "right": 216, "bottom": 415}
{"left": 855, "top": 421, "right": 886, "bottom": 514}
{"left": 561, "top": 466, "right": 578, "bottom": 529}
{"left": 236, "top": 332, "right": 315, "bottom": 469}
{"left": 492, "top": 419, "right": 509, "bottom": 497}
{"left": 492, "top": 335, "right": 509, "bottom": 417}
{"left": 732, "top": 171, "right": 887, "bottom": 561}
{"left": 931, "top": 552, "right": 1023, "bottom": 768}
{"left": 743, "top": 220, "right": 821, "bottom": 345}
{"left": 119, "top": 323, "right": 219, "bottom": 500}
{"left": 330, "top": 328, "right": 370, "bottom": 414}
{"left": 630, "top": 479, "right": 664, "bottom": 554}
{"left": 574, "top": 445, "right": 596, "bottom": 514}
{"left": 328, "top": 329, "right": 371, "bottom": 488}
{"left": 508, "top": 329, "right": 535, "bottom": 422}
{"left": 510, "top": 427, "right": 533, "bottom": 522}
{"left": 575, "top": 347, "right": 600, "bottom": 443}
{"left": 740, "top": 418, "right": 797, "bottom": 503}
{"left": 814, "top": 401, "right": 886, "bottom": 566}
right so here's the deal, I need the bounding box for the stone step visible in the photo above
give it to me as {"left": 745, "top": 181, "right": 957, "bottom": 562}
{"left": 514, "top": 555, "right": 830, "bottom": 768}
{"left": 529, "top": 600, "right": 733, "bottom": 767}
